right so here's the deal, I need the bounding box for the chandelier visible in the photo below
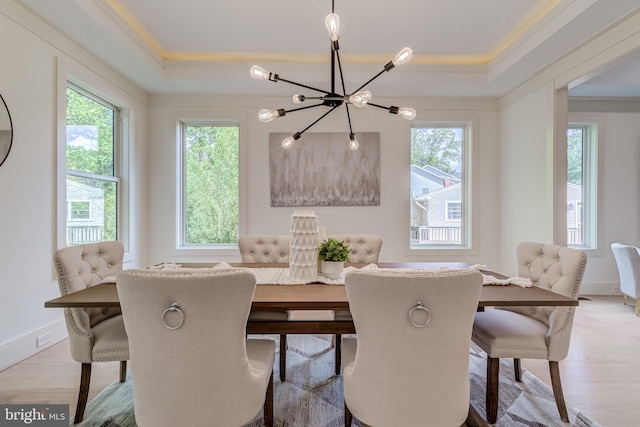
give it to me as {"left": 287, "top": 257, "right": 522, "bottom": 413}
{"left": 250, "top": 0, "right": 416, "bottom": 151}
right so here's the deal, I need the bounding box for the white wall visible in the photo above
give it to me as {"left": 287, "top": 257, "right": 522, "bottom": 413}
{"left": 0, "top": 2, "right": 149, "bottom": 369}
{"left": 568, "top": 109, "right": 640, "bottom": 293}
{"left": 148, "top": 95, "right": 501, "bottom": 267}
{"left": 497, "top": 83, "right": 556, "bottom": 275}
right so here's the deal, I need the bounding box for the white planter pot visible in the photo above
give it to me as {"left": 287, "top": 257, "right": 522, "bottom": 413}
{"left": 320, "top": 261, "right": 344, "bottom": 279}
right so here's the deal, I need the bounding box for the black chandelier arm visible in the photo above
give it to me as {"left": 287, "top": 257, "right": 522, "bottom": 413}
{"left": 351, "top": 68, "right": 386, "bottom": 95}
{"left": 344, "top": 102, "right": 354, "bottom": 135}
{"left": 335, "top": 50, "right": 348, "bottom": 96}
{"left": 367, "top": 102, "right": 394, "bottom": 112}
{"left": 283, "top": 103, "right": 326, "bottom": 114}
{"left": 275, "top": 76, "right": 331, "bottom": 95}
{"left": 298, "top": 105, "right": 341, "bottom": 136}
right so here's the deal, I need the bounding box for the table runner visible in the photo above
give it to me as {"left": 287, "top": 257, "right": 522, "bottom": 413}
{"left": 111, "top": 262, "right": 532, "bottom": 288}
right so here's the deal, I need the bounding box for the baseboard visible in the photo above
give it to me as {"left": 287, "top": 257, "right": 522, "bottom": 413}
{"left": 580, "top": 281, "right": 621, "bottom": 296}
{"left": 0, "top": 319, "right": 68, "bottom": 371}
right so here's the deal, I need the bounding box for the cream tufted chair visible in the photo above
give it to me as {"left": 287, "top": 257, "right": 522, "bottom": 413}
{"left": 238, "top": 235, "right": 290, "bottom": 382}
{"left": 53, "top": 241, "right": 128, "bottom": 424}
{"left": 342, "top": 269, "right": 483, "bottom": 426}
{"left": 611, "top": 242, "right": 640, "bottom": 315}
{"left": 330, "top": 234, "right": 383, "bottom": 264}
{"left": 238, "top": 235, "right": 290, "bottom": 263}
{"left": 472, "top": 242, "right": 587, "bottom": 423}
{"left": 330, "top": 234, "right": 383, "bottom": 374}
{"left": 117, "top": 268, "right": 275, "bottom": 427}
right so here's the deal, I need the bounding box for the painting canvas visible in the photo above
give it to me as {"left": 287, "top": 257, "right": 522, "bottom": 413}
{"left": 269, "top": 132, "right": 380, "bottom": 207}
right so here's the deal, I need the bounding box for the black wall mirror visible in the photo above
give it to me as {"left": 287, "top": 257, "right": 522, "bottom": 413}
{"left": 0, "top": 94, "right": 13, "bottom": 167}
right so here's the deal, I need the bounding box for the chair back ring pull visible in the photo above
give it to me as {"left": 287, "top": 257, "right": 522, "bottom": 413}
{"left": 408, "top": 301, "right": 431, "bottom": 328}
{"left": 162, "top": 303, "right": 184, "bottom": 330}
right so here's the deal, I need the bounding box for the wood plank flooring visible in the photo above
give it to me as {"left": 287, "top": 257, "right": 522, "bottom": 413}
{"left": 1, "top": 295, "right": 638, "bottom": 425}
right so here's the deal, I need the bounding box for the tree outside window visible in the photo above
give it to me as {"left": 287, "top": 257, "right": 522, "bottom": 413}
{"left": 181, "top": 124, "right": 239, "bottom": 245}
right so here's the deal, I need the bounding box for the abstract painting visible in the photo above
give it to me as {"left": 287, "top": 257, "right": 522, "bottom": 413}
{"left": 269, "top": 132, "right": 380, "bottom": 207}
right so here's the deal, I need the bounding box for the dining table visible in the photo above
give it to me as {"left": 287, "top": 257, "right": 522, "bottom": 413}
{"left": 44, "top": 262, "right": 577, "bottom": 427}
{"left": 45, "top": 262, "right": 578, "bottom": 335}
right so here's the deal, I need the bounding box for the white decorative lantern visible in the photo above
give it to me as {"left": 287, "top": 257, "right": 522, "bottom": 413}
{"left": 289, "top": 210, "right": 319, "bottom": 283}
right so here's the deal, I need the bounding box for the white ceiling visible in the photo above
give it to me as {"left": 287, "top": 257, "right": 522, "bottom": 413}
{"left": 16, "top": 0, "right": 640, "bottom": 97}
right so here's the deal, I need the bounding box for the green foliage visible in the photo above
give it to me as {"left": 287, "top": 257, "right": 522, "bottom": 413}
{"left": 567, "top": 128, "right": 583, "bottom": 185}
{"left": 411, "top": 127, "right": 461, "bottom": 173}
{"left": 184, "top": 125, "right": 239, "bottom": 244}
{"left": 318, "top": 238, "right": 350, "bottom": 262}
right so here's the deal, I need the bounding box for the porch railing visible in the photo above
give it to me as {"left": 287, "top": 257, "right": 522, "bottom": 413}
{"left": 67, "top": 226, "right": 103, "bottom": 246}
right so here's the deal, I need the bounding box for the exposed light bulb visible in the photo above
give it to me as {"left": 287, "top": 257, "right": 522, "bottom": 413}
{"left": 258, "top": 109, "right": 282, "bottom": 123}
{"left": 349, "top": 134, "right": 359, "bottom": 150}
{"left": 392, "top": 47, "right": 413, "bottom": 67}
{"left": 282, "top": 136, "right": 296, "bottom": 149}
{"left": 397, "top": 107, "right": 416, "bottom": 120}
{"left": 325, "top": 13, "right": 340, "bottom": 41}
{"left": 293, "top": 94, "right": 305, "bottom": 104}
{"left": 250, "top": 65, "right": 270, "bottom": 80}
{"left": 348, "top": 90, "right": 372, "bottom": 108}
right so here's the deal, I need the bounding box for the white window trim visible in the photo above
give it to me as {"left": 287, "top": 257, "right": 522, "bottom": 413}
{"left": 56, "top": 60, "right": 131, "bottom": 263}
{"left": 567, "top": 113, "right": 604, "bottom": 256}
{"left": 170, "top": 110, "right": 248, "bottom": 259}
{"left": 405, "top": 114, "right": 479, "bottom": 256}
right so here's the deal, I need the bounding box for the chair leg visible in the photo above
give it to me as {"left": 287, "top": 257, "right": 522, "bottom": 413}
{"left": 344, "top": 402, "right": 352, "bottom": 427}
{"left": 635, "top": 300, "right": 640, "bottom": 316}
{"left": 335, "top": 334, "right": 342, "bottom": 375}
{"left": 486, "top": 356, "right": 499, "bottom": 424}
{"left": 74, "top": 363, "right": 91, "bottom": 424}
{"left": 119, "top": 360, "right": 127, "bottom": 382}
{"left": 513, "top": 358, "right": 522, "bottom": 382}
{"left": 264, "top": 372, "right": 274, "bottom": 427}
{"left": 549, "top": 361, "right": 569, "bottom": 422}
{"left": 279, "top": 334, "right": 287, "bottom": 382}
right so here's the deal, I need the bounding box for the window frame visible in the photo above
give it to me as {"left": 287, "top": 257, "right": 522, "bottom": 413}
{"left": 62, "top": 82, "right": 123, "bottom": 246}
{"left": 56, "top": 68, "right": 130, "bottom": 259}
{"left": 445, "top": 201, "right": 462, "bottom": 222}
{"left": 171, "top": 110, "right": 248, "bottom": 258}
{"left": 407, "top": 117, "right": 477, "bottom": 255}
{"left": 566, "top": 113, "right": 603, "bottom": 254}
{"left": 179, "top": 120, "right": 240, "bottom": 249}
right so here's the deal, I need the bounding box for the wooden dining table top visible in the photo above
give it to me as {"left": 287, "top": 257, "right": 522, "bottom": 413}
{"left": 44, "top": 262, "right": 578, "bottom": 309}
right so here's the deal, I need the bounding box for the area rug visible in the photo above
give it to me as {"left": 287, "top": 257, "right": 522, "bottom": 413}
{"left": 73, "top": 335, "right": 601, "bottom": 427}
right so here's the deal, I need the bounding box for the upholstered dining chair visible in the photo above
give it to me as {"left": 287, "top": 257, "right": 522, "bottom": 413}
{"left": 330, "top": 234, "right": 383, "bottom": 374}
{"left": 342, "top": 268, "right": 483, "bottom": 426}
{"left": 53, "top": 241, "right": 128, "bottom": 424}
{"left": 472, "top": 242, "right": 587, "bottom": 423}
{"left": 611, "top": 242, "right": 640, "bottom": 316}
{"left": 238, "top": 235, "right": 290, "bottom": 381}
{"left": 117, "top": 268, "right": 275, "bottom": 427}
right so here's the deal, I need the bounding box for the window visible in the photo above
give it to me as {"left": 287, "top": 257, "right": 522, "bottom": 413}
{"left": 446, "top": 201, "right": 462, "bottom": 221}
{"left": 65, "top": 84, "right": 120, "bottom": 246}
{"left": 180, "top": 123, "right": 239, "bottom": 246}
{"left": 410, "top": 125, "right": 468, "bottom": 247}
{"left": 68, "top": 201, "right": 91, "bottom": 221}
{"left": 567, "top": 123, "right": 597, "bottom": 249}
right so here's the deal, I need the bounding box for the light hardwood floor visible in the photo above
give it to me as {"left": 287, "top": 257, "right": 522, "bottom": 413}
{"left": 1, "top": 295, "right": 639, "bottom": 426}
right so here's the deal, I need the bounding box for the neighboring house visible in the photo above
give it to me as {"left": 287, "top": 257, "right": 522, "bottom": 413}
{"left": 411, "top": 164, "right": 583, "bottom": 245}
{"left": 410, "top": 164, "right": 460, "bottom": 226}
{"left": 567, "top": 182, "right": 582, "bottom": 244}
{"left": 66, "top": 179, "right": 104, "bottom": 245}
{"left": 410, "top": 164, "right": 462, "bottom": 243}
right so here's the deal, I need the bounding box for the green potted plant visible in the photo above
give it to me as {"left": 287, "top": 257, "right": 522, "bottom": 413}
{"left": 318, "top": 237, "right": 351, "bottom": 278}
